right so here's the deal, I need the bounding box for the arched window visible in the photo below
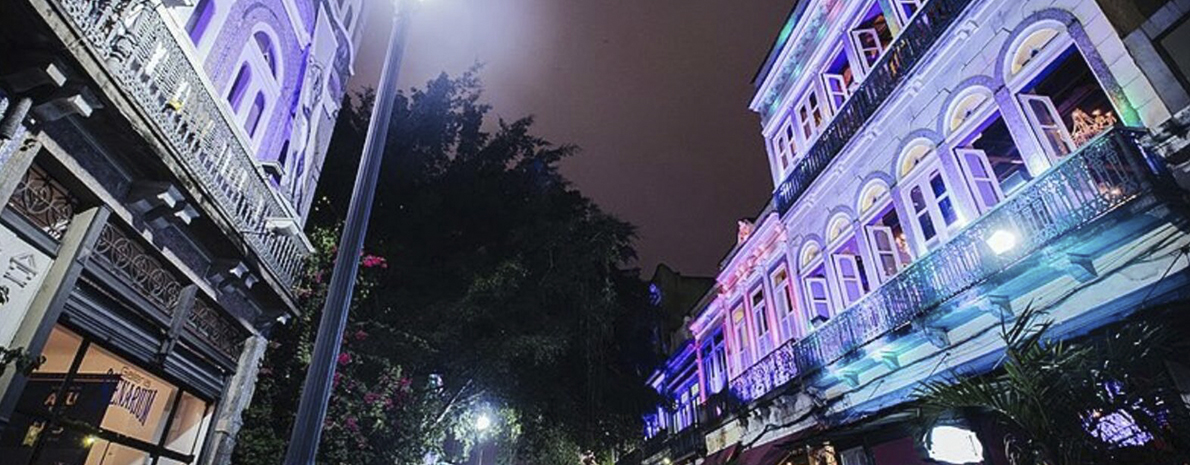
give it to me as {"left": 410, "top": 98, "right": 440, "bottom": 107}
{"left": 245, "top": 92, "right": 266, "bottom": 137}
{"left": 825, "top": 213, "right": 870, "bottom": 308}
{"left": 799, "top": 241, "right": 831, "bottom": 324}
{"left": 857, "top": 180, "right": 890, "bottom": 218}
{"left": 1009, "top": 27, "right": 1061, "bottom": 78}
{"left": 945, "top": 87, "right": 994, "bottom": 135}
{"left": 898, "top": 143, "right": 960, "bottom": 250}
{"left": 897, "top": 140, "right": 934, "bottom": 180}
{"left": 226, "top": 64, "right": 252, "bottom": 111}
{"left": 254, "top": 31, "right": 278, "bottom": 78}
{"left": 826, "top": 214, "right": 853, "bottom": 245}
{"left": 858, "top": 179, "right": 913, "bottom": 282}
{"left": 186, "top": 0, "right": 216, "bottom": 43}
{"left": 800, "top": 241, "right": 822, "bottom": 270}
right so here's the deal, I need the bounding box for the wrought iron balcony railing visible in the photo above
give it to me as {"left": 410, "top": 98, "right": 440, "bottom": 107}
{"left": 733, "top": 128, "right": 1160, "bottom": 402}
{"left": 49, "top": 0, "right": 306, "bottom": 289}
{"left": 773, "top": 0, "right": 974, "bottom": 214}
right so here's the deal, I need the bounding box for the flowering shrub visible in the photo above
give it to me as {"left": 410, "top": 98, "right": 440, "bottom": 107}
{"left": 233, "top": 226, "right": 452, "bottom": 465}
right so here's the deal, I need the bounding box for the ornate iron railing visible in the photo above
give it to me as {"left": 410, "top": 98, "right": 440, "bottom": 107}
{"left": 93, "top": 223, "right": 185, "bottom": 314}
{"left": 186, "top": 298, "right": 245, "bottom": 361}
{"left": 732, "top": 128, "right": 1159, "bottom": 401}
{"left": 7, "top": 164, "right": 79, "bottom": 241}
{"left": 49, "top": 0, "right": 305, "bottom": 289}
{"left": 773, "top": 0, "right": 974, "bottom": 214}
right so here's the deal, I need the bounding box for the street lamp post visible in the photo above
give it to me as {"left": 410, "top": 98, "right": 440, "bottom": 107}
{"left": 282, "top": 1, "right": 415, "bottom": 463}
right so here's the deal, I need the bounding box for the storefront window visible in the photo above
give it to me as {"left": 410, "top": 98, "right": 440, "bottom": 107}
{"left": 1, "top": 325, "right": 215, "bottom": 465}
{"left": 85, "top": 439, "right": 150, "bottom": 465}
{"left": 74, "top": 344, "right": 178, "bottom": 445}
{"left": 36, "top": 326, "right": 84, "bottom": 373}
{"left": 164, "top": 392, "right": 212, "bottom": 455}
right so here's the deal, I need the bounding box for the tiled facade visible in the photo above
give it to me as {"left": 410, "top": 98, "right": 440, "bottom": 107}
{"left": 630, "top": 1, "right": 1190, "bottom": 464}
{"left": 0, "top": 1, "right": 364, "bottom": 464}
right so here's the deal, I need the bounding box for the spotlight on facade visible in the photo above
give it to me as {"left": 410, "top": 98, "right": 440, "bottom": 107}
{"left": 986, "top": 229, "right": 1018, "bottom": 255}
{"left": 925, "top": 425, "right": 984, "bottom": 464}
{"left": 264, "top": 217, "right": 302, "bottom": 238}
{"left": 475, "top": 413, "right": 492, "bottom": 432}
{"left": 83, "top": 435, "right": 97, "bottom": 447}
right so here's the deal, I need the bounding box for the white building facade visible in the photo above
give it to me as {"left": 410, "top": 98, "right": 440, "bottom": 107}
{"left": 630, "top": 0, "right": 1190, "bottom": 464}
{"left": 0, "top": 0, "right": 365, "bottom": 464}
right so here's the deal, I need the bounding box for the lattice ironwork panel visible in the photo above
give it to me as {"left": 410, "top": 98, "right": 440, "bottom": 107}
{"left": 7, "top": 164, "right": 79, "bottom": 241}
{"left": 92, "top": 223, "right": 183, "bottom": 313}
{"left": 186, "top": 298, "right": 244, "bottom": 361}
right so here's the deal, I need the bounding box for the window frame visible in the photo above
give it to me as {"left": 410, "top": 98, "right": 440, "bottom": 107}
{"left": 900, "top": 154, "right": 960, "bottom": 251}
{"left": 770, "top": 266, "right": 799, "bottom": 342}
{"left": 13, "top": 325, "right": 216, "bottom": 465}
{"left": 749, "top": 286, "right": 772, "bottom": 355}
{"left": 795, "top": 83, "right": 829, "bottom": 143}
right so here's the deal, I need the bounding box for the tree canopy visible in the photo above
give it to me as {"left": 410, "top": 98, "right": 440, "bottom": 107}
{"left": 237, "top": 71, "right": 661, "bottom": 464}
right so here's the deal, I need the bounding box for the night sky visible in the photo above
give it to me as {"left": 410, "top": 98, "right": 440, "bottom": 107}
{"left": 351, "top": 0, "right": 792, "bottom": 277}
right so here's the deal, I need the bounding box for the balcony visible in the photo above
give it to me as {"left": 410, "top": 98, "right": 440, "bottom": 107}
{"left": 640, "top": 423, "right": 706, "bottom": 464}
{"left": 41, "top": 0, "right": 307, "bottom": 290}
{"left": 773, "top": 0, "right": 975, "bottom": 214}
{"left": 733, "top": 128, "right": 1167, "bottom": 402}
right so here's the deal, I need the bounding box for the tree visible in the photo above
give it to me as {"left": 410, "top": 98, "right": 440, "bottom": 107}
{"left": 234, "top": 226, "right": 456, "bottom": 465}
{"left": 238, "top": 70, "right": 661, "bottom": 464}
{"left": 915, "top": 307, "right": 1190, "bottom": 465}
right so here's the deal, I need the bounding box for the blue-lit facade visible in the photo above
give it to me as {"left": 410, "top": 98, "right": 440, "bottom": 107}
{"left": 626, "top": 0, "right": 1190, "bottom": 464}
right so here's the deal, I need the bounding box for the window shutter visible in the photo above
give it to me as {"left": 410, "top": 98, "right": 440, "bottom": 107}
{"left": 956, "top": 148, "right": 1003, "bottom": 213}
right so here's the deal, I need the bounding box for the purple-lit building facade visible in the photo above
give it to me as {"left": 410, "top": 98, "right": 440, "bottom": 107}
{"left": 628, "top": 0, "right": 1190, "bottom": 464}
{"left": 0, "top": 0, "right": 363, "bottom": 464}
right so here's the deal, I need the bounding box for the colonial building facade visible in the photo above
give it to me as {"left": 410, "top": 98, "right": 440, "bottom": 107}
{"left": 629, "top": 0, "right": 1190, "bottom": 464}
{"left": 0, "top": 0, "right": 362, "bottom": 464}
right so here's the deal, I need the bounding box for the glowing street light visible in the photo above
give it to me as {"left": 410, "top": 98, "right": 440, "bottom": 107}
{"left": 475, "top": 413, "right": 492, "bottom": 432}
{"left": 986, "top": 229, "right": 1018, "bottom": 255}
{"left": 925, "top": 425, "right": 985, "bottom": 464}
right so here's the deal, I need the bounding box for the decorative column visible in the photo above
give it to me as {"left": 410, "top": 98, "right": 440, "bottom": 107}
{"left": 0, "top": 203, "right": 110, "bottom": 429}
{"left": 200, "top": 332, "right": 269, "bottom": 465}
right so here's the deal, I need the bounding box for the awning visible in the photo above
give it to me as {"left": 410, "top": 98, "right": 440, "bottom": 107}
{"left": 732, "top": 428, "right": 818, "bottom": 465}
{"left": 733, "top": 440, "right": 794, "bottom": 465}
{"left": 701, "top": 443, "right": 739, "bottom": 465}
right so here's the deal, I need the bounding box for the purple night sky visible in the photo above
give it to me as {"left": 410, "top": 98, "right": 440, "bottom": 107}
{"left": 351, "top": 0, "right": 792, "bottom": 277}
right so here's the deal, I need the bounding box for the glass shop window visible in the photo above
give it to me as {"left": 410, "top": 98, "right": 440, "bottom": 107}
{"left": 74, "top": 344, "right": 180, "bottom": 445}
{"left": 850, "top": 2, "right": 895, "bottom": 72}
{"left": 1, "top": 325, "right": 216, "bottom": 465}
{"left": 953, "top": 112, "right": 1033, "bottom": 214}
{"left": 1018, "top": 47, "right": 1118, "bottom": 162}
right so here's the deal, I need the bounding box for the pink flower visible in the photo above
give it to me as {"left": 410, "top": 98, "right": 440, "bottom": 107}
{"left": 365, "top": 392, "right": 380, "bottom": 405}
{"left": 360, "top": 255, "right": 388, "bottom": 269}
{"left": 353, "top": 330, "right": 368, "bottom": 341}
{"left": 345, "top": 416, "right": 359, "bottom": 432}
{"left": 337, "top": 352, "right": 352, "bottom": 366}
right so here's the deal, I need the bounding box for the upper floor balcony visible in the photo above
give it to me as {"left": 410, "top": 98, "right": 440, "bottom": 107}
{"left": 41, "top": 0, "right": 310, "bottom": 291}
{"left": 733, "top": 127, "right": 1171, "bottom": 402}
{"left": 772, "top": 0, "right": 974, "bottom": 215}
